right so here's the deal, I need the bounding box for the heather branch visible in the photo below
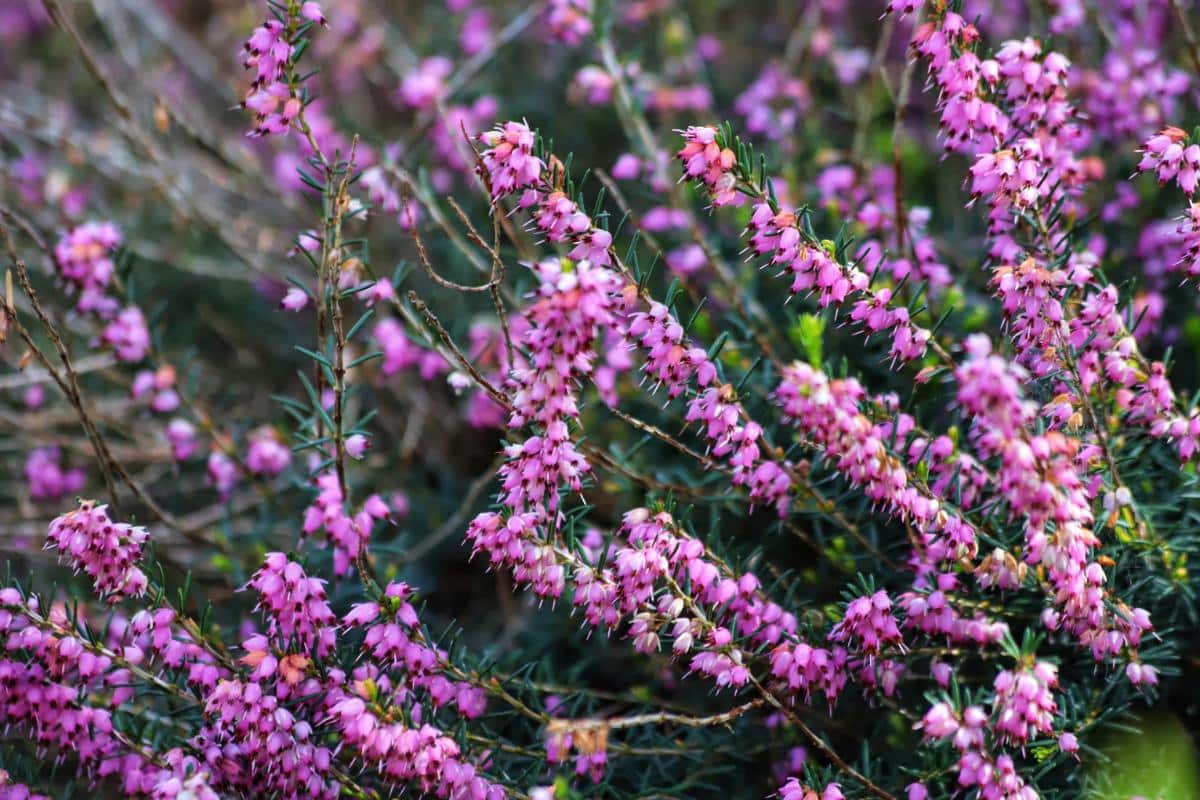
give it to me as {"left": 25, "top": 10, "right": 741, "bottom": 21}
{"left": 403, "top": 186, "right": 503, "bottom": 293}
{"left": 597, "top": 35, "right": 781, "bottom": 365}
{"left": 0, "top": 224, "right": 217, "bottom": 552}
{"left": 4, "top": 596, "right": 383, "bottom": 799}
{"left": 654, "top": 562, "right": 898, "bottom": 800}
{"left": 603, "top": 698, "right": 763, "bottom": 729}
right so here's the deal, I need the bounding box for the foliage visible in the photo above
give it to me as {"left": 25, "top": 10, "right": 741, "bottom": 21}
{"left": 1, "top": 0, "right": 1200, "bottom": 798}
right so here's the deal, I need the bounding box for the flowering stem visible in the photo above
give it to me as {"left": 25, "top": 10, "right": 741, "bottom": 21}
{"left": 750, "top": 675, "right": 898, "bottom": 800}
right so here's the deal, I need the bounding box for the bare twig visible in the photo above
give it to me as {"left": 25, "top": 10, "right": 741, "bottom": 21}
{"left": 0, "top": 223, "right": 222, "bottom": 552}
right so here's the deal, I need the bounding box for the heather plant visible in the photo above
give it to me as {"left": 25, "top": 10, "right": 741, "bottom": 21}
{"left": 2, "top": 0, "right": 1200, "bottom": 798}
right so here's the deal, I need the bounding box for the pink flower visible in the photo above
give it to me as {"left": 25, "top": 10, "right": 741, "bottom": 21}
{"left": 778, "top": 778, "right": 844, "bottom": 800}
{"left": 25, "top": 447, "right": 86, "bottom": 503}
{"left": 533, "top": 191, "right": 592, "bottom": 243}
{"left": 207, "top": 451, "right": 238, "bottom": 499}
{"left": 460, "top": 9, "right": 493, "bottom": 56}
{"left": 991, "top": 662, "right": 1059, "bottom": 746}
{"left": 905, "top": 783, "right": 929, "bottom": 800}
{"left": 1126, "top": 661, "right": 1159, "bottom": 686}
{"left": 628, "top": 301, "right": 716, "bottom": 398}
{"left": 1137, "top": 127, "right": 1198, "bottom": 195}
{"left": 165, "top": 419, "right": 198, "bottom": 462}
{"left": 665, "top": 243, "right": 707, "bottom": 276}
{"left": 884, "top": 0, "right": 922, "bottom": 14}
{"left": 567, "top": 227, "right": 613, "bottom": 265}
{"left": 611, "top": 153, "right": 641, "bottom": 180}
{"left": 302, "top": 471, "right": 386, "bottom": 576}
{"left": 102, "top": 306, "right": 151, "bottom": 362}
{"left": 735, "top": 65, "right": 810, "bottom": 141}
{"left": 53, "top": 221, "right": 121, "bottom": 307}
{"left": 343, "top": 602, "right": 381, "bottom": 627}
{"left": 240, "top": 4, "right": 325, "bottom": 137}
{"left": 363, "top": 493, "right": 391, "bottom": 519}
{"left": 545, "top": 0, "right": 592, "bottom": 45}
{"left": 299, "top": 1, "right": 326, "bottom": 25}
{"left": 345, "top": 433, "right": 370, "bottom": 459}
{"left": 365, "top": 278, "right": 395, "bottom": 307}
{"left": 280, "top": 286, "right": 309, "bottom": 311}
{"left": 571, "top": 65, "right": 614, "bottom": 105}
{"left": 374, "top": 317, "right": 449, "bottom": 378}
{"left": 24, "top": 384, "right": 45, "bottom": 409}
{"left": 245, "top": 427, "right": 291, "bottom": 477}
{"left": 397, "top": 56, "right": 452, "bottom": 110}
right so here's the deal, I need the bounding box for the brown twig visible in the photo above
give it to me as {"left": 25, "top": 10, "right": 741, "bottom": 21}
{"left": 0, "top": 223, "right": 221, "bottom": 552}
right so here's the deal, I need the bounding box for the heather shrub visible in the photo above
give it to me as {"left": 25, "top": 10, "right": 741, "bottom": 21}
{"left": 2, "top": 0, "right": 1200, "bottom": 798}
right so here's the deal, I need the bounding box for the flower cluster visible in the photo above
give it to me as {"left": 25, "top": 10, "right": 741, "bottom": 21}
{"left": 778, "top": 778, "right": 843, "bottom": 800}
{"left": 675, "top": 126, "right": 739, "bottom": 207}
{"left": 327, "top": 690, "right": 501, "bottom": 798}
{"left": 920, "top": 700, "right": 1039, "bottom": 800}
{"left": 464, "top": 255, "right": 627, "bottom": 604}
{"left": 744, "top": 204, "right": 930, "bottom": 362}
{"left": 1081, "top": 49, "right": 1188, "bottom": 144}
{"left": 774, "top": 362, "right": 969, "bottom": 554}
{"left": 302, "top": 471, "right": 392, "bottom": 576}
{"left": 164, "top": 418, "right": 198, "bottom": 462}
{"left": 241, "top": 3, "right": 325, "bottom": 137}
{"left": 828, "top": 591, "right": 903, "bottom": 660}
{"left": 200, "top": 679, "right": 339, "bottom": 798}
{"left": 396, "top": 56, "right": 452, "bottom": 110}
{"left": 45, "top": 500, "right": 149, "bottom": 601}
{"left": 374, "top": 317, "right": 448, "bottom": 380}
{"left": 573, "top": 509, "right": 801, "bottom": 679}
{"left": 101, "top": 306, "right": 151, "bottom": 363}
{"left": 477, "top": 120, "right": 544, "bottom": 202}
{"left": 51, "top": 222, "right": 149, "bottom": 362}
{"left": 1136, "top": 128, "right": 1200, "bottom": 292}
{"left": 24, "top": 447, "right": 85, "bottom": 503}
{"left": 955, "top": 336, "right": 1153, "bottom": 662}
{"left": 52, "top": 221, "right": 120, "bottom": 312}
{"left": 544, "top": 0, "right": 592, "bottom": 45}
{"left": 1137, "top": 126, "right": 1200, "bottom": 196}
{"left": 628, "top": 301, "right": 715, "bottom": 398}
{"left": 9, "top": 1, "right": 1200, "bottom": 798}
{"left": 344, "top": 583, "right": 486, "bottom": 715}
{"left": 205, "top": 450, "right": 238, "bottom": 499}
{"left": 131, "top": 366, "right": 180, "bottom": 414}
{"left": 734, "top": 65, "right": 810, "bottom": 143}
{"left": 991, "top": 662, "right": 1059, "bottom": 747}
{"left": 246, "top": 553, "right": 336, "bottom": 655}
{"left": 244, "top": 425, "right": 292, "bottom": 477}
{"left": 0, "top": 593, "right": 222, "bottom": 796}
{"left": 813, "top": 164, "right": 952, "bottom": 291}
{"left": 628, "top": 301, "right": 791, "bottom": 514}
